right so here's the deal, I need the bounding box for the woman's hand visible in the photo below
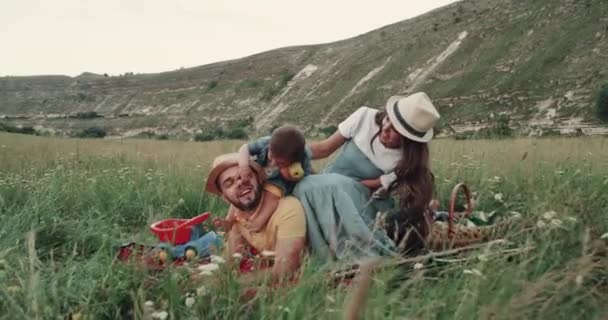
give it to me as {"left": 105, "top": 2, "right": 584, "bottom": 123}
{"left": 360, "top": 178, "right": 382, "bottom": 190}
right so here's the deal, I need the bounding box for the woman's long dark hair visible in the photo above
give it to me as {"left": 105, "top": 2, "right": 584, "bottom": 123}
{"left": 371, "top": 111, "right": 434, "bottom": 254}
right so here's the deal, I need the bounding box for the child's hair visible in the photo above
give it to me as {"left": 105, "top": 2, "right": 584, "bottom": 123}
{"left": 269, "top": 125, "right": 306, "bottom": 163}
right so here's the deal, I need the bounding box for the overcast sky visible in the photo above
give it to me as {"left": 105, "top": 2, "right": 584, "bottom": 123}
{"left": 0, "top": 0, "right": 457, "bottom": 77}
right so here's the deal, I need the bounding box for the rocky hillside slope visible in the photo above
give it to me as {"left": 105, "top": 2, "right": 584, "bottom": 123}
{"left": 1, "top": 0, "right": 607, "bottom": 137}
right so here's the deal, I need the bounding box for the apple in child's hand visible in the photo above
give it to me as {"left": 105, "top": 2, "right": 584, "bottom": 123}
{"left": 280, "top": 162, "right": 304, "bottom": 182}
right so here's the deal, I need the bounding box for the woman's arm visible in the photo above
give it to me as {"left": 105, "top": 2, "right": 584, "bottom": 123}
{"left": 360, "top": 178, "right": 382, "bottom": 190}
{"left": 308, "top": 131, "right": 347, "bottom": 160}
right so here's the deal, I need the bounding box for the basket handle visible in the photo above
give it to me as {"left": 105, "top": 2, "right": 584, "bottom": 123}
{"left": 179, "top": 212, "right": 211, "bottom": 229}
{"left": 448, "top": 183, "right": 473, "bottom": 237}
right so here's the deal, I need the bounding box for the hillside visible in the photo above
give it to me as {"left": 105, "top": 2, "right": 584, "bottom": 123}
{"left": 1, "top": 0, "right": 608, "bottom": 137}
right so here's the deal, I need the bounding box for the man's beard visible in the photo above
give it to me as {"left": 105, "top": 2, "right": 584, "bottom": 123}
{"left": 232, "top": 186, "right": 262, "bottom": 212}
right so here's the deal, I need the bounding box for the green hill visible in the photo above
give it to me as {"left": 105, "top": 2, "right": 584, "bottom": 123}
{"left": 1, "top": 0, "right": 607, "bottom": 137}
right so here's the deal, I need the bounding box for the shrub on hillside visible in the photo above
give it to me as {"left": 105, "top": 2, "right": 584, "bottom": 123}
{"left": 0, "top": 122, "right": 37, "bottom": 135}
{"left": 70, "top": 111, "right": 101, "bottom": 119}
{"left": 261, "top": 69, "right": 296, "bottom": 102}
{"left": 132, "top": 131, "right": 169, "bottom": 140}
{"left": 194, "top": 132, "right": 215, "bottom": 142}
{"left": 473, "top": 116, "right": 513, "bottom": 138}
{"left": 156, "top": 134, "right": 169, "bottom": 140}
{"left": 194, "top": 123, "right": 249, "bottom": 142}
{"left": 280, "top": 70, "right": 295, "bottom": 86}
{"left": 452, "top": 116, "right": 514, "bottom": 140}
{"left": 224, "top": 128, "right": 248, "bottom": 140}
{"left": 207, "top": 80, "right": 218, "bottom": 91}
{"left": 228, "top": 117, "right": 254, "bottom": 129}
{"left": 597, "top": 83, "right": 608, "bottom": 121}
{"left": 194, "top": 127, "right": 225, "bottom": 141}
{"left": 76, "top": 127, "right": 106, "bottom": 138}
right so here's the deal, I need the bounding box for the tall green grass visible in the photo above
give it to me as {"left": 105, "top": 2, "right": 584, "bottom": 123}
{"left": 0, "top": 133, "right": 607, "bottom": 319}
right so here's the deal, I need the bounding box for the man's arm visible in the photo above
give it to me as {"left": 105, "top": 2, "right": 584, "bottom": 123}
{"left": 271, "top": 236, "right": 306, "bottom": 280}
{"left": 226, "top": 223, "right": 246, "bottom": 258}
{"left": 237, "top": 235, "right": 306, "bottom": 286}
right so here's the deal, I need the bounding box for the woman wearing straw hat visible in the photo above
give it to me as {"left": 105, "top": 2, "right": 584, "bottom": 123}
{"left": 297, "top": 92, "right": 440, "bottom": 260}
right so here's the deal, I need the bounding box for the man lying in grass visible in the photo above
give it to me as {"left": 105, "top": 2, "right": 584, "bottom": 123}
{"left": 205, "top": 153, "right": 307, "bottom": 282}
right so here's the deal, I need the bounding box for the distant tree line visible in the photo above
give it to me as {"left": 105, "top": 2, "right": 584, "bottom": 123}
{"left": 193, "top": 117, "right": 253, "bottom": 142}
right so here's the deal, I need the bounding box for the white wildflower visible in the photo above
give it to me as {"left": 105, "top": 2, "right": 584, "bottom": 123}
{"left": 413, "top": 262, "right": 424, "bottom": 270}
{"left": 210, "top": 255, "right": 225, "bottom": 264}
{"left": 197, "top": 263, "right": 219, "bottom": 272}
{"left": 566, "top": 217, "right": 577, "bottom": 223}
{"left": 550, "top": 219, "right": 563, "bottom": 228}
{"left": 261, "top": 250, "right": 276, "bottom": 258}
{"left": 465, "top": 220, "right": 477, "bottom": 228}
{"left": 144, "top": 301, "right": 154, "bottom": 308}
{"left": 575, "top": 275, "right": 584, "bottom": 286}
{"left": 7, "top": 286, "right": 20, "bottom": 293}
{"left": 177, "top": 198, "right": 185, "bottom": 205}
{"left": 477, "top": 254, "right": 488, "bottom": 262}
{"left": 185, "top": 297, "right": 196, "bottom": 308}
{"left": 542, "top": 211, "right": 557, "bottom": 220}
{"left": 600, "top": 232, "right": 608, "bottom": 240}
{"left": 463, "top": 269, "right": 484, "bottom": 277}
{"left": 196, "top": 286, "right": 209, "bottom": 297}
{"left": 536, "top": 220, "right": 547, "bottom": 228}
{"left": 232, "top": 253, "right": 243, "bottom": 259}
{"left": 278, "top": 306, "right": 291, "bottom": 313}
{"left": 494, "top": 193, "right": 504, "bottom": 202}
{"left": 152, "top": 311, "right": 168, "bottom": 320}
{"left": 510, "top": 211, "right": 522, "bottom": 219}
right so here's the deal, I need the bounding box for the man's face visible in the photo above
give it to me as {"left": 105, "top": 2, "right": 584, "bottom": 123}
{"left": 217, "top": 165, "right": 262, "bottom": 211}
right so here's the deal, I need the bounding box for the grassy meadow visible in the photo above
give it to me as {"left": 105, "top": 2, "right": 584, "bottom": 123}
{"left": 0, "top": 132, "right": 607, "bottom": 319}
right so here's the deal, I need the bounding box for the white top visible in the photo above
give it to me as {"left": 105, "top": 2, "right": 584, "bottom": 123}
{"left": 338, "top": 107, "right": 400, "bottom": 189}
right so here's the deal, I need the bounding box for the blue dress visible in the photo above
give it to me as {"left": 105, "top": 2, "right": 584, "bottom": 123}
{"left": 293, "top": 141, "right": 396, "bottom": 261}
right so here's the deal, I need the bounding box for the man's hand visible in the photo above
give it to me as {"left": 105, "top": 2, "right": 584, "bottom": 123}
{"left": 213, "top": 216, "right": 236, "bottom": 232}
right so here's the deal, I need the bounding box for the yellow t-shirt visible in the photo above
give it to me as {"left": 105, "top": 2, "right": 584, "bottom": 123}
{"left": 234, "top": 196, "right": 306, "bottom": 252}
